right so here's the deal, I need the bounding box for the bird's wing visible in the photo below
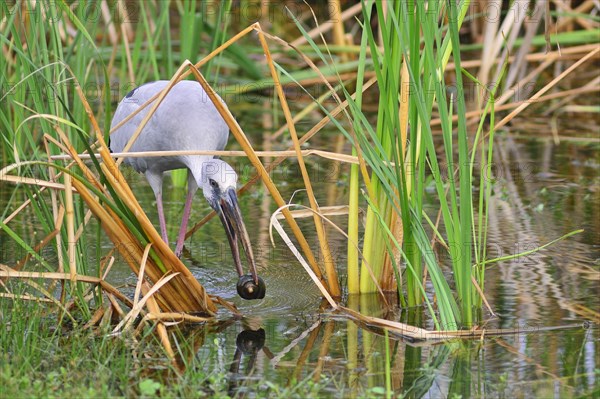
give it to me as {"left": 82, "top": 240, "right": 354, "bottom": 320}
{"left": 109, "top": 81, "right": 169, "bottom": 154}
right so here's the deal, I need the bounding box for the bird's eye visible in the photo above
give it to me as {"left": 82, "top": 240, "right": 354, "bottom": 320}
{"left": 209, "top": 179, "right": 218, "bottom": 189}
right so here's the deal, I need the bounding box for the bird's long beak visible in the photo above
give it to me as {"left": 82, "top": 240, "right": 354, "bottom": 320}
{"left": 215, "top": 187, "right": 259, "bottom": 285}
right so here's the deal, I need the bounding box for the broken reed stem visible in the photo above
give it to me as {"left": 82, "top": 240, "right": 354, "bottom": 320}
{"left": 141, "top": 312, "right": 211, "bottom": 323}
{"left": 115, "top": 268, "right": 181, "bottom": 333}
{"left": 269, "top": 204, "right": 389, "bottom": 306}
{"left": 97, "top": 160, "right": 216, "bottom": 313}
{"left": 133, "top": 244, "right": 152, "bottom": 312}
{"left": 257, "top": 27, "right": 374, "bottom": 190}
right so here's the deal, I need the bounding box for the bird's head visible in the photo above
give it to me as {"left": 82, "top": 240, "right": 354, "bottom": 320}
{"left": 200, "top": 159, "right": 238, "bottom": 204}
{"left": 200, "top": 159, "right": 265, "bottom": 300}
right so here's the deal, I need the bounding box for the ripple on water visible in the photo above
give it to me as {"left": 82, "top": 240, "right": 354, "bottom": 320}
{"left": 191, "top": 259, "right": 322, "bottom": 317}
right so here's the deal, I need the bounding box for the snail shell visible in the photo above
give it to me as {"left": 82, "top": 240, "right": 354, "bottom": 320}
{"left": 236, "top": 274, "right": 266, "bottom": 300}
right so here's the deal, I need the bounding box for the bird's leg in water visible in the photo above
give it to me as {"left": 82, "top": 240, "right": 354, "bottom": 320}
{"left": 174, "top": 173, "right": 198, "bottom": 258}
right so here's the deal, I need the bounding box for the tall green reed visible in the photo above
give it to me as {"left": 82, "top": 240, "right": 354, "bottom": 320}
{"left": 1, "top": 1, "right": 111, "bottom": 315}
{"left": 290, "top": 0, "right": 500, "bottom": 328}
{"left": 347, "top": 0, "right": 467, "bottom": 327}
{"left": 355, "top": 0, "right": 500, "bottom": 326}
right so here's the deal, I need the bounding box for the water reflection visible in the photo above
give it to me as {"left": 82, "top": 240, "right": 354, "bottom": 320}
{"left": 228, "top": 327, "right": 267, "bottom": 397}
{"left": 173, "top": 315, "right": 595, "bottom": 398}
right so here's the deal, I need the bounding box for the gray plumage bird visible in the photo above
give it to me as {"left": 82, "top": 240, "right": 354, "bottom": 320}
{"left": 110, "top": 80, "right": 265, "bottom": 300}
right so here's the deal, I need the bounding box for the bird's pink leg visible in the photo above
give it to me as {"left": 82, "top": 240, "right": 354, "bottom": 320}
{"left": 174, "top": 174, "right": 198, "bottom": 258}
{"left": 146, "top": 171, "right": 169, "bottom": 246}
{"left": 156, "top": 193, "right": 169, "bottom": 246}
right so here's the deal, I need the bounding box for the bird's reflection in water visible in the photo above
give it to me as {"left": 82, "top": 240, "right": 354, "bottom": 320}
{"left": 227, "top": 324, "right": 272, "bottom": 398}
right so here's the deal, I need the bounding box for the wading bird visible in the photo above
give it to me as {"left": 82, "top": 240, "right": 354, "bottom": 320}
{"left": 110, "top": 80, "right": 265, "bottom": 300}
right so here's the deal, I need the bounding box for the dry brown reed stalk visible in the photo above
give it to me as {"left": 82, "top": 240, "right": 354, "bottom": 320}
{"left": 224, "top": 42, "right": 595, "bottom": 90}
{"left": 43, "top": 136, "right": 66, "bottom": 279}
{"left": 451, "top": 43, "right": 598, "bottom": 70}
{"left": 141, "top": 312, "right": 211, "bottom": 324}
{"left": 328, "top": 0, "right": 349, "bottom": 63}
{"left": 504, "top": 2, "right": 546, "bottom": 90}
{"left": 51, "top": 149, "right": 363, "bottom": 163}
{"left": 257, "top": 26, "right": 341, "bottom": 296}
{"left": 0, "top": 293, "right": 54, "bottom": 303}
{"left": 543, "top": 75, "right": 600, "bottom": 116}
{"left": 246, "top": 27, "right": 377, "bottom": 203}
{"left": 554, "top": 0, "right": 598, "bottom": 31}
{"left": 111, "top": 243, "right": 153, "bottom": 333}
{"left": 114, "top": 271, "right": 181, "bottom": 334}
{"left": 0, "top": 264, "right": 133, "bottom": 309}
{"left": 494, "top": 46, "right": 600, "bottom": 131}
{"left": 69, "top": 78, "right": 218, "bottom": 314}
{"left": 63, "top": 171, "right": 76, "bottom": 283}
{"left": 106, "top": 293, "right": 126, "bottom": 320}
{"left": 285, "top": 71, "right": 376, "bottom": 88}
{"left": 273, "top": 205, "right": 354, "bottom": 219}
{"left": 283, "top": 2, "right": 362, "bottom": 54}
{"left": 432, "top": 85, "right": 600, "bottom": 127}
{"left": 84, "top": 307, "right": 107, "bottom": 330}
{"left": 99, "top": 162, "right": 216, "bottom": 313}
{"left": 100, "top": 0, "right": 118, "bottom": 45}
{"left": 268, "top": 80, "right": 346, "bottom": 141}
{"left": 267, "top": 204, "right": 583, "bottom": 340}
{"left": 430, "top": 43, "right": 600, "bottom": 129}
{"left": 478, "top": 0, "right": 526, "bottom": 86}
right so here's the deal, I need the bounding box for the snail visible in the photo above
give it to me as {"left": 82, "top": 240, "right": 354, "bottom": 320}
{"left": 236, "top": 274, "right": 266, "bottom": 300}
